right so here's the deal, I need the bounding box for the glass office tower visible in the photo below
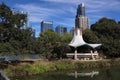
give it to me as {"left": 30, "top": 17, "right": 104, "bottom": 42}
{"left": 41, "top": 20, "right": 53, "bottom": 32}
{"left": 55, "top": 25, "right": 67, "bottom": 35}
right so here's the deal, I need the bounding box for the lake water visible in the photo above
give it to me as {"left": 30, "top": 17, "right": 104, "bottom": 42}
{"left": 0, "top": 54, "right": 40, "bottom": 61}
{"left": 11, "top": 67, "right": 120, "bottom": 80}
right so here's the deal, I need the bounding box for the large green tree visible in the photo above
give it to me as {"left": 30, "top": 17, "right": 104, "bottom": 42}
{"left": 91, "top": 17, "right": 120, "bottom": 57}
{"left": 0, "top": 2, "right": 27, "bottom": 42}
{"left": 0, "top": 2, "right": 34, "bottom": 55}
{"left": 83, "top": 29, "right": 100, "bottom": 43}
{"left": 38, "top": 30, "right": 60, "bottom": 59}
{"left": 38, "top": 30, "right": 72, "bottom": 60}
{"left": 56, "top": 33, "right": 72, "bottom": 59}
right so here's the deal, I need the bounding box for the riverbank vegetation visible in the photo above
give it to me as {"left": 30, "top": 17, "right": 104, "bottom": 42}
{"left": 2, "top": 58, "right": 120, "bottom": 77}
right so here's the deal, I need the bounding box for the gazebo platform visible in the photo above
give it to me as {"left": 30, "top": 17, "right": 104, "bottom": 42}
{"left": 66, "top": 51, "right": 99, "bottom": 60}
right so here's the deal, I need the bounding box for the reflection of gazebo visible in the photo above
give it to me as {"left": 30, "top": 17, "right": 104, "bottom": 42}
{"left": 67, "top": 28, "right": 101, "bottom": 60}
{"left": 67, "top": 71, "right": 99, "bottom": 78}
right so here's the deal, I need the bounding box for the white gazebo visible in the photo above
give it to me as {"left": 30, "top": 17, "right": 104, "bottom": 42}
{"left": 67, "top": 28, "right": 102, "bottom": 60}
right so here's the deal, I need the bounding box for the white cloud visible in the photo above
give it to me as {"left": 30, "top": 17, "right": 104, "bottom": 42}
{"left": 43, "top": 0, "right": 80, "bottom": 4}
{"left": 14, "top": 0, "right": 120, "bottom": 36}
{"left": 15, "top": 3, "right": 72, "bottom": 22}
{"left": 15, "top": 3, "right": 76, "bottom": 36}
{"left": 16, "top": 4, "right": 53, "bottom": 22}
{"left": 44, "top": 0, "right": 120, "bottom": 12}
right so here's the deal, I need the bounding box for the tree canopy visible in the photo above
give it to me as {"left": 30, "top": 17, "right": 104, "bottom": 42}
{"left": 0, "top": 2, "right": 34, "bottom": 55}
{"left": 91, "top": 17, "right": 120, "bottom": 57}
{"left": 38, "top": 30, "right": 72, "bottom": 60}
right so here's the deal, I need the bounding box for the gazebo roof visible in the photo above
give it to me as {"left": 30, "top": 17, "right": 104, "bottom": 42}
{"left": 69, "top": 28, "right": 102, "bottom": 48}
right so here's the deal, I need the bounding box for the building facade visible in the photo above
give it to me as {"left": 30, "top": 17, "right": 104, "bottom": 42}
{"left": 41, "top": 20, "right": 53, "bottom": 32}
{"left": 75, "top": 3, "right": 90, "bottom": 30}
{"left": 77, "top": 3, "right": 85, "bottom": 16}
{"left": 31, "top": 27, "right": 36, "bottom": 39}
{"left": 55, "top": 25, "right": 67, "bottom": 35}
{"left": 70, "top": 27, "right": 75, "bottom": 35}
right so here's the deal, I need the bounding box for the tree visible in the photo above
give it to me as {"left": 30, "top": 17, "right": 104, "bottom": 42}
{"left": 0, "top": 2, "right": 27, "bottom": 43}
{"left": 38, "top": 30, "right": 60, "bottom": 59}
{"left": 83, "top": 29, "right": 100, "bottom": 43}
{"left": 91, "top": 17, "right": 120, "bottom": 57}
{"left": 38, "top": 30, "right": 73, "bottom": 60}
{"left": 56, "top": 33, "right": 72, "bottom": 59}
{"left": 0, "top": 2, "right": 34, "bottom": 55}
{"left": 0, "top": 2, "right": 13, "bottom": 42}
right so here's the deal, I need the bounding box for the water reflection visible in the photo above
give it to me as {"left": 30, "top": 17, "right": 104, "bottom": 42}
{"left": 10, "top": 67, "right": 120, "bottom": 80}
{"left": 0, "top": 54, "right": 40, "bottom": 61}
{"left": 68, "top": 71, "right": 99, "bottom": 78}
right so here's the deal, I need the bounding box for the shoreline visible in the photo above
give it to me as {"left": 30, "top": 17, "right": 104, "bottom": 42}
{"left": 1, "top": 58, "right": 120, "bottom": 78}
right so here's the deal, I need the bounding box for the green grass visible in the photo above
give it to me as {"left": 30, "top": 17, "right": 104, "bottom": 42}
{"left": 3, "top": 59, "right": 120, "bottom": 77}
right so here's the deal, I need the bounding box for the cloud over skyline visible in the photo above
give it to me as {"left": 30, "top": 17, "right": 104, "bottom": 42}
{"left": 3, "top": 0, "right": 120, "bottom": 37}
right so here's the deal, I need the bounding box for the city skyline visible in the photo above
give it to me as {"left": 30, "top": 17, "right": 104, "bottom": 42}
{"left": 2, "top": 0, "right": 120, "bottom": 37}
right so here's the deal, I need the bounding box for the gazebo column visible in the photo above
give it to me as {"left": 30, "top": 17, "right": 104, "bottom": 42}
{"left": 74, "top": 48, "right": 78, "bottom": 60}
{"left": 91, "top": 50, "right": 95, "bottom": 60}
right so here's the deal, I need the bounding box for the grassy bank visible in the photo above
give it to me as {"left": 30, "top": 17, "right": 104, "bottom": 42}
{"left": 3, "top": 58, "right": 120, "bottom": 77}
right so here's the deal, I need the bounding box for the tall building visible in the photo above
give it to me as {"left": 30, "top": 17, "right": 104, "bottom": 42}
{"left": 31, "top": 27, "right": 36, "bottom": 39}
{"left": 75, "top": 3, "right": 90, "bottom": 30}
{"left": 41, "top": 20, "right": 53, "bottom": 32}
{"left": 77, "top": 3, "right": 85, "bottom": 16}
{"left": 70, "top": 27, "right": 75, "bottom": 35}
{"left": 55, "top": 25, "right": 67, "bottom": 35}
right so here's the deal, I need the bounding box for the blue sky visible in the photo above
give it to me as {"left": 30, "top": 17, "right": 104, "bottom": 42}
{"left": 2, "top": 0, "right": 120, "bottom": 37}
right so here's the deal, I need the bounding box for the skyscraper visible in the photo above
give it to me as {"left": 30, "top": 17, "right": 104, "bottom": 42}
{"left": 70, "top": 27, "right": 75, "bottom": 35}
{"left": 55, "top": 25, "right": 67, "bottom": 35}
{"left": 31, "top": 27, "right": 36, "bottom": 39}
{"left": 41, "top": 20, "right": 53, "bottom": 32}
{"left": 75, "top": 3, "right": 90, "bottom": 30}
{"left": 77, "top": 3, "right": 85, "bottom": 16}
